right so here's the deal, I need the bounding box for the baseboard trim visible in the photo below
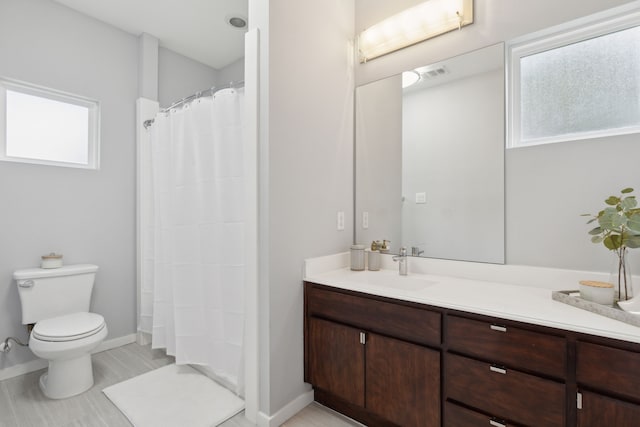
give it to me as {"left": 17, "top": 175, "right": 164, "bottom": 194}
{"left": 95, "top": 333, "right": 137, "bottom": 353}
{"left": 0, "top": 357, "right": 47, "bottom": 382}
{"left": 256, "top": 389, "right": 314, "bottom": 427}
{"left": 0, "top": 333, "right": 137, "bottom": 381}
{"left": 136, "top": 330, "right": 151, "bottom": 345}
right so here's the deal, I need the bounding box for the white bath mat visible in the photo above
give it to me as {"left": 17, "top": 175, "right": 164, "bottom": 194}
{"left": 103, "top": 364, "right": 244, "bottom": 427}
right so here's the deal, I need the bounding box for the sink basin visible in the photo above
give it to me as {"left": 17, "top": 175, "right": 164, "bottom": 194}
{"left": 347, "top": 270, "right": 437, "bottom": 291}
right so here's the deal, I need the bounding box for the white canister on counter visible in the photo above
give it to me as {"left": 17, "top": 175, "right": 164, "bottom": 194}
{"left": 368, "top": 250, "right": 380, "bottom": 271}
{"left": 350, "top": 245, "right": 366, "bottom": 271}
{"left": 41, "top": 253, "right": 63, "bottom": 269}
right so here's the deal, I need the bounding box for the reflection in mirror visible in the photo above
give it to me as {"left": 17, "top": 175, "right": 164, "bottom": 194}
{"left": 355, "top": 43, "right": 505, "bottom": 263}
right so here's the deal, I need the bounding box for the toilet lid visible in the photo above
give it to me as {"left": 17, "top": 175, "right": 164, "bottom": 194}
{"left": 32, "top": 312, "right": 105, "bottom": 342}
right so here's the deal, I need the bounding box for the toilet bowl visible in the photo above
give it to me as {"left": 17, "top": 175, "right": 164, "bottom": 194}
{"left": 14, "top": 264, "right": 107, "bottom": 399}
{"left": 29, "top": 312, "right": 107, "bottom": 399}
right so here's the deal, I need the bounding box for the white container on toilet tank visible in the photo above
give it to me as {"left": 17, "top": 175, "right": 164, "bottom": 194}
{"left": 14, "top": 264, "right": 107, "bottom": 399}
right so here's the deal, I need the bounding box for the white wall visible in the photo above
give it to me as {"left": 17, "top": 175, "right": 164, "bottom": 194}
{"left": 354, "top": 0, "right": 640, "bottom": 275}
{"left": 0, "top": 0, "right": 138, "bottom": 369}
{"left": 250, "top": 0, "right": 355, "bottom": 417}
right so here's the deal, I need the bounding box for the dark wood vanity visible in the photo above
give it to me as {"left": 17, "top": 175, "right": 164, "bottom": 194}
{"left": 304, "top": 281, "right": 640, "bottom": 427}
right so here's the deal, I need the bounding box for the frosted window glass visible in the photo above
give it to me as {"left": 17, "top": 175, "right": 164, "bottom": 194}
{"left": 520, "top": 25, "right": 640, "bottom": 143}
{"left": 6, "top": 90, "right": 89, "bottom": 164}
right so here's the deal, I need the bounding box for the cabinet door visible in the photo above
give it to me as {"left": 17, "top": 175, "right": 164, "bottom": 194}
{"left": 577, "top": 341, "right": 640, "bottom": 402}
{"left": 307, "top": 317, "right": 365, "bottom": 407}
{"left": 366, "top": 333, "right": 440, "bottom": 426}
{"left": 578, "top": 390, "right": 640, "bottom": 427}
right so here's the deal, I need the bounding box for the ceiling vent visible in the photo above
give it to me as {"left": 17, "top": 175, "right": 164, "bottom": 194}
{"left": 416, "top": 65, "right": 450, "bottom": 79}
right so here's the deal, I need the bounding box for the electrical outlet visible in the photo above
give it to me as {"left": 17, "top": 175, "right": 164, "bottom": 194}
{"left": 337, "top": 211, "right": 345, "bottom": 231}
{"left": 416, "top": 192, "right": 427, "bottom": 204}
{"left": 362, "top": 212, "right": 369, "bottom": 229}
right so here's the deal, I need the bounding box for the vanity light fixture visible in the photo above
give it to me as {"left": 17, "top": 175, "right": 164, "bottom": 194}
{"left": 358, "top": 0, "right": 474, "bottom": 63}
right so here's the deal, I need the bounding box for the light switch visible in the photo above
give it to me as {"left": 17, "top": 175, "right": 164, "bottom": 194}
{"left": 362, "top": 212, "right": 369, "bottom": 229}
{"left": 415, "top": 192, "right": 426, "bottom": 204}
{"left": 337, "top": 211, "right": 345, "bottom": 230}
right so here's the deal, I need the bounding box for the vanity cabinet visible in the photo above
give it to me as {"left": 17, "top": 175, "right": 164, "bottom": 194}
{"left": 304, "top": 281, "right": 640, "bottom": 426}
{"left": 305, "top": 282, "right": 441, "bottom": 426}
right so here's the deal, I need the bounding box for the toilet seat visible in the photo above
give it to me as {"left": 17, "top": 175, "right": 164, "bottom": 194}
{"left": 32, "top": 312, "right": 105, "bottom": 342}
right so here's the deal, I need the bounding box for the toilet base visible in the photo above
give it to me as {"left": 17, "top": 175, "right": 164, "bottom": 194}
{"left": 39, "top": 354, "right": 94, "bottom": 399}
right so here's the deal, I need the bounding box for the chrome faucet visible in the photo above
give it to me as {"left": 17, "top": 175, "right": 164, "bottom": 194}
{"left": 392, "top": 247, "right": 408, "bottom": 276}
{"left": 411, "top": 246, "right": 424, "bottom": 257}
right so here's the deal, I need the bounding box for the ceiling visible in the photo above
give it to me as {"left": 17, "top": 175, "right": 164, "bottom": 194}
{"left": 52, "top": 0, "right": 248, "bottom": 70}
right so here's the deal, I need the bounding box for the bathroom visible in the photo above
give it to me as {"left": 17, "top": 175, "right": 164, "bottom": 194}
{"left": 1, "top": 0, "right": 639, "bottom": 426}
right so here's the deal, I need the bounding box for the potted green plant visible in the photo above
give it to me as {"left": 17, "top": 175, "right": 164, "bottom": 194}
{"left": 583, "top": 188, "right": 640, "bottom": 301}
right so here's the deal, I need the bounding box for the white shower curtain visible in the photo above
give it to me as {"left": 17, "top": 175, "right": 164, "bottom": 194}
{"left": 140, "top": 88, "right": 245, "bottom": 394}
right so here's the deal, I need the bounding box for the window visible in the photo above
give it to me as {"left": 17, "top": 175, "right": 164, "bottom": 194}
{"left": 0, "top": 78, "right": 100, "bottom": 168}
{"left": 507, "top": 9, "right": 640, "bottom": 148}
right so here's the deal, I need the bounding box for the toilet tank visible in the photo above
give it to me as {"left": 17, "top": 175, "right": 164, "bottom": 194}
{"left": 14, "top": 264, "right": 99, "bottom": 325}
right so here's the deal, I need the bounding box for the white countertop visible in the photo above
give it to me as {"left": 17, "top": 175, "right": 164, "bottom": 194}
{"left": 304, "top": 254, "right": 640, "bottom": 344}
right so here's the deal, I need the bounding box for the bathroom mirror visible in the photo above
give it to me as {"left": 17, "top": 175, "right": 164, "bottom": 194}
{"left": 355, "top": 43, "right": 505, "bottom": 263}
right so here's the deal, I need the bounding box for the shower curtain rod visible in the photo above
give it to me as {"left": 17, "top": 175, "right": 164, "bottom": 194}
{"left": 143, "top": 80, "right": 244, "bottom": 129}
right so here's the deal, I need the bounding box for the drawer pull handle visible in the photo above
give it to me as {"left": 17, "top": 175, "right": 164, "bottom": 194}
{"left": 490, "top": 324, "right": 507, "bottom": 332}
{"left": 490, "top": 365, "right": 507, "bottom": 374}
{"left": 490, "top": 419, "right": 506, "bottom": 427}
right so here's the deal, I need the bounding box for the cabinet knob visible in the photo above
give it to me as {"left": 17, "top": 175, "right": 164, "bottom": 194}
{"left": 490, "top": 324, "right": 507, "bottom": 332}
{"left": 490, "top": 419, "right": 507, "bottom": 427}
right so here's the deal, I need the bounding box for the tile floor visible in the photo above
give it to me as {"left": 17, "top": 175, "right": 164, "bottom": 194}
{"left": 0, "top": 343, "right": 357, "bottom": 427}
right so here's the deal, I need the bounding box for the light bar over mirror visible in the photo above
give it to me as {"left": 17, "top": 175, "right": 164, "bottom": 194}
{"left": 358, "top": 0, "right": 474, "bottom": 63}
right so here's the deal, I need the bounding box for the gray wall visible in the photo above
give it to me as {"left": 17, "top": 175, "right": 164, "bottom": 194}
{"left": 158, "top": 47, "right": 219, "bottom": 108}
{"left": 158, "top": 49, "right": 245, "bottom": 109}
{"left": 354, "top": 0, "right": 640, "bottom": 275}
{"left": 0, "top": 0, "right": 241, "bottom": 371}
{"left": 251, "top": 0, "right": 355, "bottom": 415}
{"left": 0, "top": 0, "right": 138, "bottom": 368}
{"left": 218, "top": 58, "right": 245, "bottom": 86}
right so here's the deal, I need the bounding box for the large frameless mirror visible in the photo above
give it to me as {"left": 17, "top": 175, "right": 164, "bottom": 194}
{"left": 355, "top": 43, "right": 505, "bottom": 263}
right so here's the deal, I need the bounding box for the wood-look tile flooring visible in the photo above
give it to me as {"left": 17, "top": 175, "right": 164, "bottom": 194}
{"left": 0, "top": 343, "right": 357, "bottom": 427}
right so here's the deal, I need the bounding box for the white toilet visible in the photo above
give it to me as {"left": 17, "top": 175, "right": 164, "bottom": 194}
{"left": 14, "top": 264, "right": 107, "bottom": 399}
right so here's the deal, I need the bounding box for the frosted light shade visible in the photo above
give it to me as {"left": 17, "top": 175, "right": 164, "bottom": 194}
{"left": 358, "top": 0, "right": 473, "bottom": 62}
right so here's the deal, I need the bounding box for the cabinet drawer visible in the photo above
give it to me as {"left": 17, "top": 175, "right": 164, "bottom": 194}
{"left": 577, "top": 341, "right": 640, "bottom": 402}
{"left": 445, "top": 401, "right": 523, "bottom": 427}
{"left": 306, "top": 284, "right": 440, "bottom": 346}
{"left": 447, "top": 315, "right": 566, "bottom": 378}
{"left": 446, "top": 353, "right": 565, "bottom": 427}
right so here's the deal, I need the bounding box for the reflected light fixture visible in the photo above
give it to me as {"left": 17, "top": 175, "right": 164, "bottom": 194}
{"left": 358, "top": 0, "right": 474, "bottom": 63}
{"left": 402, "top": 71, "right": 420, "bottom": 88}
